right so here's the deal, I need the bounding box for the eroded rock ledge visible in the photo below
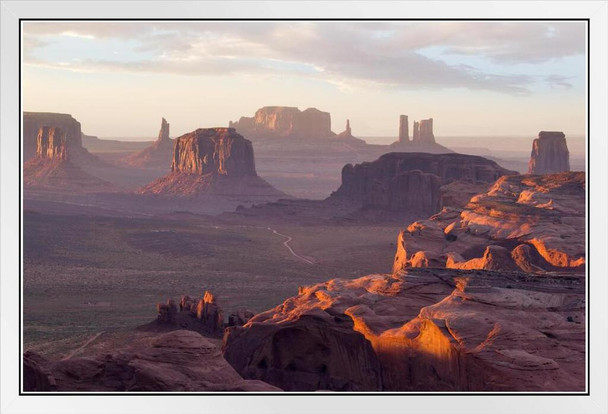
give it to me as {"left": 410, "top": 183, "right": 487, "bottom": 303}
{"left": 222, "top": 268, "right": 584, "bottom": 391}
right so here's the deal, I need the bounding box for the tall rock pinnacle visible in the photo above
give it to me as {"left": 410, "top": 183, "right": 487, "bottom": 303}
{"left": 528, "top": 131, "right": 570, "bottom": 174}
{"left": 158, "top": 117, "right": 170, "bottom": 142}
{"left": 399, "top": 115, "right": 409, "bottom": 143}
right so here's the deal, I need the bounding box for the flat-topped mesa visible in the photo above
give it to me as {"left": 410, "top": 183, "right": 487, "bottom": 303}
{"left": 36, "top": 127, "right": 68, "bottom": 161}
{"left": 229, "top": 106, "right": 334, "bottom": 140}
{"left": 330, "top": 153, "right": 515, "bottom": 215}
{"left": 528, "top": 131, "right": 570, "bottom": 174}
{"left": 157, "top": 117, "right": 170, "bottom": 142}
{"left": 398, "top": 115, "right": 409, "bottom": 143}
{"left": 23, "top": 112, "right": 83, "bottom": 161}
{"left": 171, "top": 128, "right": 256, "bottom": 177}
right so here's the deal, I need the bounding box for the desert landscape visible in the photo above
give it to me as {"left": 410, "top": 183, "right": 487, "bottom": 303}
{"left": 20, "top": 21, "right": 587, "bottom": 393}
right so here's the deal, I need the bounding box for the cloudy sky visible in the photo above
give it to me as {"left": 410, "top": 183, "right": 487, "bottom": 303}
{"left": 22, "top": 20, "right": 586, "bottom": 142}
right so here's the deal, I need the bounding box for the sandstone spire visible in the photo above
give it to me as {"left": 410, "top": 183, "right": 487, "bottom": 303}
{"left": 158, "top": 117, "right": 170, "bottom": 142}
{"left": 528, "top": 131, "right": 570, "bottom": 174}
{"left": 412, "top": 121, "right": 420, "bottom": 142}
{"left": 399, "top": 115, "right": 409, "bottom": 143}
{"left": 346, "top": 119, "right": 351, "bottom": 135}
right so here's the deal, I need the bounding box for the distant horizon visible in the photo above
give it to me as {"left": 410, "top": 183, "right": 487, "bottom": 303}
{"left": 23, "top": 20, "right": 586, "bottom": 141}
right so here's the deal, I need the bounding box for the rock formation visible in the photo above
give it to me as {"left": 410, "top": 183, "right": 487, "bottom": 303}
{"left": 393, "top": 172, "right": 585, "bottom": 273}
{"left": 528, "top": 131, "right": 570, "bottom": 174}
{"left": 228, "top": 309, "right": 255, "bottom": 327}
{"left": 24, "top": 330, "right": 281, "bottom": 391}
{"left": 390, "top": 116, "right": 451, "bottom": 153}
{"left": 223, "top": 268, "right": 584, "bottom": 391}
{"left": 23, "top": 112, "right": 83, "bottom": 162}
{"left": 155, "top": 290, "right": 226, "bottom": 335}
{"left": 170, "top": 128, "right": 255, "bottom": 176}
{"left": 229, "top": 106, "right": 334, "bottom": 140}
{"left": 139, "top": 128, "right": 285, "bottom": 199}
{"left": 330, "top": 152, "right": 516, "bottom": 215}
{"left": 334, "top": 119, "right": 367, "bottom": 146}
{"left": 121, "top": 117, "right": 174, "bottom": 169}
{"left": 399, "top": 115, "right": 409, "bottom": 142}
{"left": 415, "top": 118, "right": 435, "bottom": 144}
{"left": 36, "top": 127, "right": 68, "bottom": 160}
{"left": 24, "top": 126, "right": 116, "bottom": 193}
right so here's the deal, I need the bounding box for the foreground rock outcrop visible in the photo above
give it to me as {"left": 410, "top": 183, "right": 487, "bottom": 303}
{"left": 121, "top": 117, "right": 174, "bottom": 169}
{"left": 139, "top": 128, "right": 284, "bottom": 198}
{"left": 330, "top": 152, "right": 516, "bottom": 215}
{"left": 393, "top": 172, "right": 585, "bottom": 273}
{"left": 24, "top": 330, "right": 280, "bottom": 392}
{"left": 223, "top": 269, "right": 584, "bottom": 391}
{"left": 528, "top": 131, "right": 570, "bottom": 174}
{"left": 229, "top": 106, "right": 334, "bottom": 140}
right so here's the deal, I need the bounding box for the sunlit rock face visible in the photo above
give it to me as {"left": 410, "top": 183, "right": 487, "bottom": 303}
{"left": 139, "top": 128, "right": 284, "bottom": 198}
{"left": 393, "top": 172, "right": 585, "bottom": 273}
{"left": 229, "top": 106, "right": 334, "bottom": 140}
{"left": 528, "top": 131, "right": 570, "bottom": 174}
{"left": 223, "top": 269, "right": 585, "bottom": 391}
{"left": 170, "top": 128, "right": 256, "bottom": 176}
{"left": 23, "top": 112, "right": 83, "bottom": 162}
{"left": 36, "top": 127, "right": 68, "bottom": 161}
{"left": 24, "top": 126, "right": 116, "bottom": 192}
{"left": 23, "top": 330, "right": 281, "bottom": 392}
{"left": 330, "top": 152, "right": 515, "bottom": 215}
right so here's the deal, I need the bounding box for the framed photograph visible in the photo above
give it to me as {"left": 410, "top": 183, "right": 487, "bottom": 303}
{"left": 1, "top": 1, "right": 606, "bottom": 413}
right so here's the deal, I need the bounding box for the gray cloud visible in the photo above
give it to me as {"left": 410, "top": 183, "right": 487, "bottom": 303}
{"left": 22, "top": 21, "right": 585, "bottom": 95}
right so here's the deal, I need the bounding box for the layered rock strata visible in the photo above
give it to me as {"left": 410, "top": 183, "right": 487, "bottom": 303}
{"left": 223, "top": 269, "right": 585, "bottom": 391}
{"left": 393, "top": 172, "right": 585, "bottom": 273}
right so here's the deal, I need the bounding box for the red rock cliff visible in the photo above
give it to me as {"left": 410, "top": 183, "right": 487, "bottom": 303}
{"left": 330, "top": 153, "right": 516, "bottom": 214}
{"left": 170, "top": 128, "right": 256, "bottom": 177}
{"left": 36, "top": 127, "right": 68, "bottom": 161}
{"left": 23, "top": 112, "right": 82, "bottom": 161}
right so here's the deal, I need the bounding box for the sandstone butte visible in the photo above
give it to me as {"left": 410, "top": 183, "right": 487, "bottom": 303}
{"left": 329, "top": 152, "right": 517, "bottom": 215}
{"left": 121, "top": 117, "right": 174, "bottom": 168}
{"left": 23, "top": 112, "right": 84, "bottom": 162}
{"left": 393, "top": 172, "right": 585, "bottom": 273}
{"left": 23, "top": 126, "right": 116, "bottom": 193}
{"left": 528, "top": 131, "right": 570, "bottom": 174}
{"left": 229, "top": 106, "right": 334, "bottom": 140}
{"left": 138, "top": 127, "right": 285, "bottom": 198}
